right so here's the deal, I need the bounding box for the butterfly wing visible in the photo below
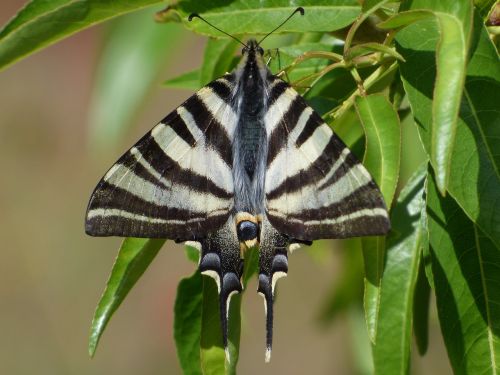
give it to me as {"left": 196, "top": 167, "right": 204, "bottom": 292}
{"left": 264, "top": 80, "right": 390, "bottom": 241}
{"left": 86, "top": 76, "right": 238, "bottom": 240}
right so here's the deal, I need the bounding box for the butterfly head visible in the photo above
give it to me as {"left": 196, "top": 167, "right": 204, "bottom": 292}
{"left": 242, "top": 39, "right": 264, "bottom": 56}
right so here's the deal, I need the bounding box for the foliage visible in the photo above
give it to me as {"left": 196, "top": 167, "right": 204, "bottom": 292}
{"left": 1, "top": 0, "right": 498, "bottom": 373}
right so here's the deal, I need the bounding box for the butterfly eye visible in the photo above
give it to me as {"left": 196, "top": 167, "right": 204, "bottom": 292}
{"left": 257, "top": 47, "right": 264, "bottom": 55}
{"left": 241, "top": 46, "right": 248, "bottom": 54}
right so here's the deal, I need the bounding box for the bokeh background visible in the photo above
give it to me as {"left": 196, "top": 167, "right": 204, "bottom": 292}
{"left": 1, "top": 1, "right": 453, "bottom": 374}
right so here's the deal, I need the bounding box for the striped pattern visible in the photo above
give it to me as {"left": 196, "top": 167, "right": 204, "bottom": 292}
{"left": 264, "top": 81, "right": 390, "bottom": 240}
{"left": 85, "top": 76, "right": 238, "bottom": 240}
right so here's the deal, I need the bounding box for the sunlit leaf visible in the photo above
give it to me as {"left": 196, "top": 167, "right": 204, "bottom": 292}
{"left": 373, "top": 165, "right": 427, "bottom": 374}
{"left": 0, "top": 0, "right": 164, "bottom": 71}
{"left": 383, "top": 0, "right": 473, "bottom": 195}
{"left": 398, "top": 12, "right": 500, "bottom": 248}
{"left": 174, "top": 271, "right": 203, "bottom": 375}
{"left": 167, "top": 1, "right": 361, "bottom": 36}
{"left": 88, "top": 238, "right": 165, "bottom": 356}
{"left": 356, "top": 94, "right": 401, "bottom": 342}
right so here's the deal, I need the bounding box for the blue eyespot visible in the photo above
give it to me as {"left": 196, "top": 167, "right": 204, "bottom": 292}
{"left": 237, "top": 220, "right": 258, "bottom": 241}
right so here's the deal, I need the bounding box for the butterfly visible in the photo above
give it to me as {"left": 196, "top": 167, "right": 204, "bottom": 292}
{"left": 85, "top": 7, "right": 390, "bottom": 362}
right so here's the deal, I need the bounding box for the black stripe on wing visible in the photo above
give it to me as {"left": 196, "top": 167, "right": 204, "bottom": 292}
{"left": 86, "top": 78, "right": 237, "bottom": 240}
{"left": 264, "top": 86, "right": 390, "bottom": 241}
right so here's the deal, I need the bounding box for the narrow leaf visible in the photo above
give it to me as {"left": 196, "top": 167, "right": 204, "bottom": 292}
{"left": 398, "top": 11, "right": 500, "bottom": 248}
{"left": 200, "top": 38, "right": 239, "bottom": 86}
{"left": 427, "top": 172, "right": 500, "bottom": 374}
{"left": 87, "top": 10, "right": 184, "bottom": 148}
{"left": 88, "top": 238, "right": 165, "bottom": 356}
{"left": 355, "top": 94, "right": 401, "bottom": 342}
{"left": 174, "top": 271, "right": 203, "bottom": 375}
{"left": 348, "top": 42, "right": 405, "bottom": 61}
{"left": 0, "top": 0, "right": 164, "bottom": 71}
{"left": 412, "top": 254, "right": 431, "bottom": 356}
{"left": 431, "top": 9, "right": 472, "bottom": 194}
{"left": 383, "top": 0, "right": 474, "bottom": 195}
{"left": 356, "top": 94, "right": 401, "bottom": 207}
{"left": 373, "top": 165, "right": 427, "bottom": 375}
{"left": 163, "top": 69, "right": 201, "bottom": 90}
{"left": 377, "top": 10, "right": 434, "bottom": 29}
{"left": 200, "top": 277, "right": 226, "bottom": 375}
{"left": 267, "top": 42, "right": 344, "bottom": 84}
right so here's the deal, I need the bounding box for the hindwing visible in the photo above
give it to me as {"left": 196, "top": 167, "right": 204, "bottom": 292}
{"left": 264, "top": 79, "right": 390, "bottom": 241}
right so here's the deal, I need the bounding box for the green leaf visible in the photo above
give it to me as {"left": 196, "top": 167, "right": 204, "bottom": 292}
{"left": 384, "top": 1, "right": 473, "bottom": 195}
{"left": 427, "top": 172, "right": 500, "bottom": 375}
{"left": 362, "top": 0, "right": 390, "bottom": 13}
{"left": 200, "top": 277, "right": 241, "bottom": 375}
{"left": 474, "top": 0, "right": 497, "bottom": 19}
{"left": 0, "top": 0, "right": 164, "bottom": 71}
{"left": 198, "top": 248, "right": 256, "bottom": 374}
{"left": 348, "top": 42, "right": 405, "bottom": 61}
{"left": 200, "top": 38, "right": 239, "bottom": 86}
{"left": 355, "top": 94, "right": 401, "bottom": 342}
{"left": 377, "top": 10, "right": 435, "bottom": 29}
{"left": 431, "top": 8, "right": 473, "bottom": 194}
{"left": 412, "top": 254, "right": 431, "bottom": 356}
{"left": 373, "top": 165, "right": 427, "bottom": 375}
{"left": 200, "top": 277, "right": 226, "bottom": 375}
{"left": 356, "top": 94, "right": 401, "bottom": 207}
{"left": 398, "top": 12, "right": 500, "bottom": 248}
{"left": 170, "top": 1, "right": 361, "bottom": 36}
{"left": 267, "top": 41, "right": 344, "bottom": 84}
{"left": 87, "top": 10, "right": 184, "bottom": 149}
{"left": 174, "top": 271, "right": 203, "bottom": 375}
{"left": 88, "top": 237, "right": 165, "bottom": 356}
{"left": 163, "top": 69, "right": 201, "bottom": 90}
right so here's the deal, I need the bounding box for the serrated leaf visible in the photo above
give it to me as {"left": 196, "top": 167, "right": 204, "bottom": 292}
{"left": 163, "top": 68, "right": 201, "bottom": 90}
{"left": 373, "top": 165, "right": 427, "bottom": 375}
{"left": 0, "top": 0, "right": 164, "bottom": 72}
{"left": 427, "top": 172, "right": 500, "bottom": 374}
{"left": 171, "top": 1, "right": 361, "bottom": 37}
{"left": 87, "top": 10, "right": 184, "bottom": 149}
{"left": 174, "top": 271, "right": 203, "bottom": 375}
{"left": 398, "top": 12, "right": 500, "bottom": 249}
{"left": 88, "top": 238, "right": 165, "bottom": 356}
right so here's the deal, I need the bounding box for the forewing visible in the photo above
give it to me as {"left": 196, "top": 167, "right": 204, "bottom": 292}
{"left": 86, "top": 76, "right": 238, "bottom": 240}
{"left": 264, "top": 80, "right": 390, "bottom": 241}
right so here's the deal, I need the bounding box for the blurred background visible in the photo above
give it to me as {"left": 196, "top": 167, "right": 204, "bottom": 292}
{"left": 0, "top": 1, "right": 453, "bottom": 374}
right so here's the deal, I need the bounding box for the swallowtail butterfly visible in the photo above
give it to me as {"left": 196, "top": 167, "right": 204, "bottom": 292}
{"left": 85, "top": 7, "right": 390, "bottom": 362}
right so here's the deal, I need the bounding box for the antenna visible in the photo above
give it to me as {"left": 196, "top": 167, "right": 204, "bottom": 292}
{"left": 257, "top": 7, "right": 305, "bottom": 46}
{"left": 188, "top": 13, "right": 247, "bottom": 48}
